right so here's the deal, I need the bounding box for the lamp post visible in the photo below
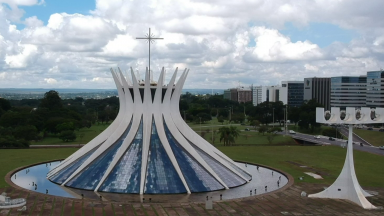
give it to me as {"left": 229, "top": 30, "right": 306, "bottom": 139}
{"left": 285, "top": 105, "right": 288, "bottom": 135}
{"left": 211, "top": 116, "right": 213, "bottom": 144}
{"left": 283, "top": 108, "right": 286, "bottom": 135}
{"left": 183, "top": 110, "right": 186, "bottom": 122}
{"left": 272, "top": 108, "right": 275, "bottom": 128}
{"left": 228, "top": 108, "right": 231, "bottom": 125}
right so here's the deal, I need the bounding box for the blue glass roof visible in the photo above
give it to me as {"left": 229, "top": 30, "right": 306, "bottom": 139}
{"left": 216, "top": 154, "right": 252, "bottom": 181}
{"left": 144, "top": 118, "right": 186, "bottom": 194}
{"left": 164, "top": 121, "right": 224, "bottom": 192}
{"left": 49, "top": 145, "right": 100, "bottom": 184}
{"left": 99, "top": 118, "right": 143, "bottom": 193}
{"left": 65, "top": 120, "right": 132, "bottom": 190}
{"left": 193, "top": 145, "right": 246, "bottom": 188}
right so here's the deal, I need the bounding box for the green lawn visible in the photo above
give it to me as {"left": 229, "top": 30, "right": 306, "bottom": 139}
{"left": 0, "top": 148, "right": 78, "bottom": 188}
{"left": 354, "top": 129, "right": 384, "bottom": 147}
{"left": 187, "top": 121, "right": 296, "bottom": 145}
{"left": 1, "top": 145, "right": 383, "bottom": 189}
{"left": 219, "top": 145, "right": 384, "bottom": 188}
{"left": 32, "top": 124, "right": 110, "bottom": 145}
{"left": 35, "top": 119, "right": 295, "bottom": 146}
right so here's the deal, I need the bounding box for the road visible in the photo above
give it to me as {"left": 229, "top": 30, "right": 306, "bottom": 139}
{"left": 281, "top": 131, "right": 384, "bottom": 156}
{"left": 337, "top": 127, "right": 371, "bottom": 146}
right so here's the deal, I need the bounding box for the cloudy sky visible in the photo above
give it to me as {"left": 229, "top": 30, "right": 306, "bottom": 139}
{"left": 1, "top": 0, "right": 384, "bottom": 89}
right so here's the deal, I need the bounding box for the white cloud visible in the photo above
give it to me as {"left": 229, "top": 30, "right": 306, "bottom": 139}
{"left": 4, "top": 44, "right": 38, "bottom": 68}
{"left": 1, "top": 0, "right": 384, "bottom": 89}
{"left": 246, "top": 27, "right": 322, "bottom": 62}
{"left": 44, "top": 78, "right": 57, "bottom": 84}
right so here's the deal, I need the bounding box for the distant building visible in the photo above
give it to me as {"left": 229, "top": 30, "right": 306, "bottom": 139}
{"left": 252, "top": 86, "right": 267, "bottom": 106}
{"left": 304, "top": 77, "right": 331, "bottom": 110}
{"left": 330, "top": 76, "right": 367, "bottom": 108}
{"left": 224, "top": 87, "right": 252, "bottom": 103}
{"left": 282, "top": 81, "right": 304, "bottom": 107}
{"left": 223, "top": 89, "right": 231, "bottom": 100}
{"left": 266, "top": 85, "right": 287, "bottom": 104}
{"left": 366, "top": 70, "right": 384, "bottom": 108}
{"left": 251, "top": 81, "right": 303, "bottom": 107}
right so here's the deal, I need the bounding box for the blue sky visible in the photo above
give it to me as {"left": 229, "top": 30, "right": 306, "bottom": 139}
{"left": 248, "top": 22, "right": 357, "bottom": 48}
{"left": 20, "top": 0, "right": 94, "bottom": 24}
{"left": 18, "top": 1, "right": 356, "bottom": 48}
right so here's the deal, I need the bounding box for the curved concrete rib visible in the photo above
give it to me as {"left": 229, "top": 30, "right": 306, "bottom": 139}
{"left": 169, "top": 70, "right": 250, "bottom": 182}
{"left": 61, "top": 70, "right": 133, "bottom": 186}
{"left": 163, "top": 70, "right": 229, "bottom": 189}
{"left": 94, "top": 69, "right": 137, "bottom": 192}
{"left": 47, "top": 68, "right": 126, "bottom": 178}
{"left": 49, "top": 67, "right": 253, "bottom": 194}
{"left": 151, "top": 68, "right": 191, "bottom": 194}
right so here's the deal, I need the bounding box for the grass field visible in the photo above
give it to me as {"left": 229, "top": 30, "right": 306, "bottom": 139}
{"left": 219, "top": 145, "right": 384, "bottom": 188}
{"left": 354, "top": 129, "right": 384, "bottom": 147}
{"left": 32, "top": 124, "right": 110, "bottom": 145}
{"left": 1, "top": 145, "right": 383, "bottom": 189}
{"left": 0, "top": 148, "right": 78, "bottom": 188}
{"left": 33, "top": 120, "right": 296, "bottom": 146}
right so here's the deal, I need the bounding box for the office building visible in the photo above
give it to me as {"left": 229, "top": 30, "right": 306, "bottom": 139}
{"left": 304, "top": 77, "right": 331, "bottom": 110}
{"left": 224, "top": 87, "right": 252, "bottom": 103}
{"left": 366, "top": 71, "right": 384, "bottom": 108}
{"left": 252, "top": 86, "right": 266, "bottom": 106}
{"left": 282, "top": 81, "right": 304, "bottom": 107}
{"left": 330, "top": 76, "right": 367, "bottom": 108}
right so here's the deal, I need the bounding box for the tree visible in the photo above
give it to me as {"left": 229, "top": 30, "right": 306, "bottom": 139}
{"left": 250, "top": 120, "right": 260, "bottom": 129}
{"left": 217, "top": 116, "right": 224, "bottom": 125}
{"left": 266, "top": 127, "right": 282, "bottom": 144}
{"left": 218, "top": 126, "right": 240, "bottom": 146}
{"left": 39, "top": 90, "right": 62, "bottom": 110}
{"left": 322, "top": 127, "right": 342, "bottom": 138}
{"left": 258, "top": 125, "right": 268, "bottom": 135}
{"left": 0, "top": 98, "right": 11, "bottom": 112}
{"left": 14, "top": 125, "right": 38, "bottom": 141}
{"left": 298, "top": 99, "right": 323, "bottom": 132}
{"left": 59, "top": 130, "right": 77, "bottom": 142}
{"left": 56, "top": 122, "right": 75, "bottom": 133}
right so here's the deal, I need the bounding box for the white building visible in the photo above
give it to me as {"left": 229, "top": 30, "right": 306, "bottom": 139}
{"left": 47, "top": 67, "right": 251, "bottom": 195}
{"left": 252, "top": 85, "right": 287, "bottom": 105}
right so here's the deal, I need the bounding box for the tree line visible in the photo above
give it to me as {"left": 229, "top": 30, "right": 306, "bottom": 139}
{"left": 0, "top": 89, "right": 323, "bottom": 148}
{"left": 180, "top": 92, "right": 323, "bottom": 132}
{"left": 0, "top": 90, "right": 119, "bottom": 148}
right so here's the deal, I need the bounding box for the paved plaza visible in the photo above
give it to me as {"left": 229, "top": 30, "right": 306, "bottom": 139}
{"left": 1, "top": 182, "right": 383, "bottom": 215}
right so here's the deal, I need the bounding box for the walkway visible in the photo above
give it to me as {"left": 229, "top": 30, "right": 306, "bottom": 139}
{"left": 0, "top": 183, "right": 383, "bottom": 215}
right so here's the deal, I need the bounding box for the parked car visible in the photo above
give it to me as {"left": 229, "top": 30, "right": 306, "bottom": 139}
{"left": 379, "top": 146, "right": 384, "bottom": 150}
{"left": 314, "top": 135, "right": 321, "bottom": 139}
{"left": 289, "top": 130, "right": 296, "bottom": 134}
{"left": 244, "top": 128, "right": 250, "bottom": 131}
{"left": 367, "top": 127, "right": 373, "bottom": 130}
{"left": 329, "top": 137, "right": 335, "bottom": 141}
{"left": 379, "top": 129, "right": 384, "bottom": 132}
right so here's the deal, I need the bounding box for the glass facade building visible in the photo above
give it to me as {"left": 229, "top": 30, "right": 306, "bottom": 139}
{"left": 330, "top": 76, "right": 367, "bottom": 108}
{"left": 281, "top": 81, "right": 304, "bottom": 107}
{"left": 366, "top": 71, "right": 384, "bottom": 108}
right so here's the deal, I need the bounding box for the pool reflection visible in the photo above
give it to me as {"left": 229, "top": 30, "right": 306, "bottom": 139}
{"left": 11, "top": 161, "right": 288, "bottom": 202}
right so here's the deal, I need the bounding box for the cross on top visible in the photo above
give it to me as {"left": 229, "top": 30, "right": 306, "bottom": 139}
{"left": 136, "top": 28, "right": 163, "bottom": 79}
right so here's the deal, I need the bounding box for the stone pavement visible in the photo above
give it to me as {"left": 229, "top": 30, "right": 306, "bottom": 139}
{"left": 0, "top": 183, "right": 383, "bottom": 216}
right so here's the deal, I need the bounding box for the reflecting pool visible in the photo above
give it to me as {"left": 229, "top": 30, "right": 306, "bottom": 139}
{"left": 11, "top": 161, "right": 289, "bottom": 202}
